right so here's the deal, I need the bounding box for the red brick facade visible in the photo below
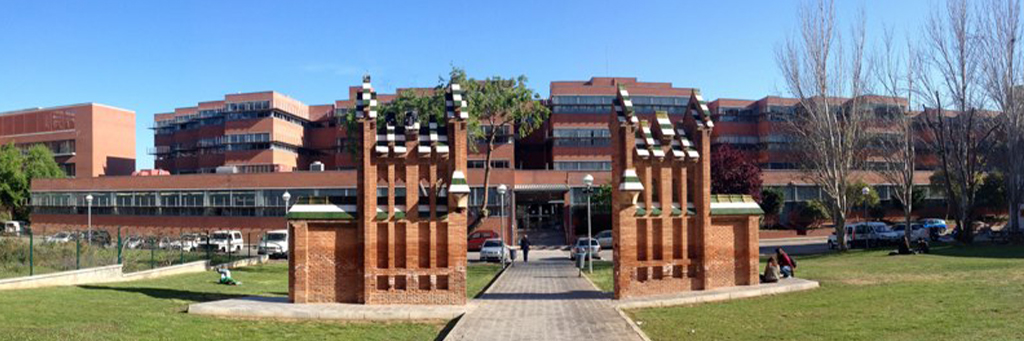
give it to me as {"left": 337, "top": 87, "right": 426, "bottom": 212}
{"left": 610, "top": 86, "right": 760, "bottom": 299}
{"left": 289, "top": 79, "right": 468, "bottom": 305}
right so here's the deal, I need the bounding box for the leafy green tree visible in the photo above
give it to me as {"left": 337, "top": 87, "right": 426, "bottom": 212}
{"left": 847, "top": 181, "right": 880, "bottom": 209}
{"left": 460, "top": 70, "right": 550, "bottom": 225}
{"left": 24, "top": 145, "right": 65, "bottom": 180}
{"left": 0, "top": 143, "right": 27, "bottom": 220}
{"left": 793, "top": 200, "right": 831, "bottom": 228}
{"left": 976, "top": 172, "right": 1006, "bottom": 211}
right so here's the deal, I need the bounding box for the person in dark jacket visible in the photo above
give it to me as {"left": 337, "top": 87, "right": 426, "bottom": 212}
{"left": 519, "top": 235, "right": 531, "bottom": 263}
{"left": 776, "top": 248, "right": 796, "bottom": 278}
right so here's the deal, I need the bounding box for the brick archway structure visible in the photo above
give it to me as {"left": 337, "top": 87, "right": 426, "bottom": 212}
{"left": 610, "top": 85, "right": 763, "bottom": 299}
{"left": 287, "top": 76, "right": 470, "bottom": 305}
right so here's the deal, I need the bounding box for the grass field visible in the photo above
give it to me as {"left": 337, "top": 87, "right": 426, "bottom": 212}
{"left": 466, "top": 263, "right": 503, "bottom": 298}
{"left": 0, "top": 261, "right": 504, "bottom": 340}
{"left": 592, "top": 244, "right": 1024, "bottom": 340}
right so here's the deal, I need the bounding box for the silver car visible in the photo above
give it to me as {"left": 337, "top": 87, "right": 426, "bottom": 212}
{"left": 595, "top": 230, "right": 613, "bottom": 249}
{"left": 570, "top": 238, "right": 601, "bottom": 260}
{"left": 479, "top": 239, "right": 508, "bottom": 263}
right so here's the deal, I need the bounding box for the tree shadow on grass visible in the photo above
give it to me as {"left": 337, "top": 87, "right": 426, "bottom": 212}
{"left": 78, "top": 285, "right": 251, "bottom": 303}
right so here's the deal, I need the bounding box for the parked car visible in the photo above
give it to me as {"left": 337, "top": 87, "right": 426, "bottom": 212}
{"left": 3, "top": 221, "right": 26, "bottom": 236}
{"left": 258, "top": 229, "right": 289, "bottom": 259}
{"left": 467, "top": 230, "right": 500, "bottom": 251}
{"left": 46, "top": 231, "right": 76, "bottom": 244}
{"left": 478, "top": 239, "right": 508, "bottom": 263}
{"left": 179, "top": 233, "right": 202, "bottom": 252}
{"left": 81, "top": 230, "right": 112, "bottom": 246}
{"left": 867, "top": 223, "right": 901, "bottom": 244}
{"left": 123, "top": 236, "right": 146, "bottom": 249}
{"left": 828, "top": 223, "right": 893, "bottom": 249}
{"left": 595, "top": 230, "right": 613, "bottom": 249}
{"left": 570, "top": 237, "right": 601, "bottom": 260}
{"left": 201, "top": 230, "right": 245, "bottom": 253}
{"left": 891, "top": 223, "right": 929, "bottom": 242}
{"left": 918, "top": 218, "right": 948, "bottom": 239}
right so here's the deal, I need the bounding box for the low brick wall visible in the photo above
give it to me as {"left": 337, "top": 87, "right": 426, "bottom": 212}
{"left": 0, "top": 256, "right": 269, "bottom": 291}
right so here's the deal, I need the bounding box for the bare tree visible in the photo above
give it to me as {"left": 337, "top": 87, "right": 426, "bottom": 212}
{"left": 980, "top": 0, "right": 1024, "bottom": 238}
{"left": 777, "top": 0, "right": 871, "bottom": 251}
{"left": 873, "top": 29, "right": 921, "bottom": 245}
{"left": 919, "top": 0, "right": 998, "bottom": 243}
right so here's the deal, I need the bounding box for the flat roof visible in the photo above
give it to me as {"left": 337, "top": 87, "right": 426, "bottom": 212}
{"left": 0, "top": 102, "right": 134, "bottom": 117}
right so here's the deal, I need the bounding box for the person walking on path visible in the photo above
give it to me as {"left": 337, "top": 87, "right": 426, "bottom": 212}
{"left": 519, "top": 235, "right": 531, "bottom": 263}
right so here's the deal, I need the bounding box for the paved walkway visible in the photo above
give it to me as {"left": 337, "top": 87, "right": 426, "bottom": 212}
{"left": 446, "top": 250, "right": 641, "bottom": 341}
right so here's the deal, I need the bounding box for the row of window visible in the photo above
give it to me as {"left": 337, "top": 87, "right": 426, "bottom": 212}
{"left": 553, "top": 161, "right": 612, "bottom": 171}
{"left": 15, "top": 139, "right": 76, "bottom": 156}
{"left": 551, "top": 96, "right": 689, "bottom": 106}
{"left": 468, "top": 160, "right": 511, "bottom": 169}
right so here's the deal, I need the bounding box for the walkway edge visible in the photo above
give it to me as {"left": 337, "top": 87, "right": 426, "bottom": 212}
{"left": 441, "top": 263, "right": 511, "bottom": 341}
{"left": 581, "top": 268, "right": 653, "bottom": 341}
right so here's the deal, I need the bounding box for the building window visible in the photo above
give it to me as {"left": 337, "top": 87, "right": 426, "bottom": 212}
{"left": 468, "top": 160, "right": 510, "bottom": 169}
{"left": 553, "top": 128, "right": 610, "bottom": 147}
{"left": 553, "top": 161, "right": 612, "bottom": 171}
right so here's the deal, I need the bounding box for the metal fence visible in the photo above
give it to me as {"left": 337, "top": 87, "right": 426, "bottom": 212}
{"left": 0, "top": 228, "right": 271, "bottom": 280}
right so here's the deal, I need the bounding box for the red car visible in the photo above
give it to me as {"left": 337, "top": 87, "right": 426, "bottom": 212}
{"left": 468, "top": 230, "right": 500, "bottom": 251}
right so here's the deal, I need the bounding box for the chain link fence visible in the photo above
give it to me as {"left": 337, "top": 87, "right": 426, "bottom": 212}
{"left": 0, "top": 227, "right": 270, "bottom": 280}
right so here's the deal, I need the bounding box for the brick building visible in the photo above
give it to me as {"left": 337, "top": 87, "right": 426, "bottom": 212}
{"left": 708, "top": 96, "right": 943, "bottom": 221}
{"left": 1, "top": 103, "right": 135, "bottom": 177}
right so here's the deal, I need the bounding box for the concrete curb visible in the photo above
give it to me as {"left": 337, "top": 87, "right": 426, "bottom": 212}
{"left": 188, "top": 296, "right": 465, "bottom": 321}
{"left": 441, "top": 263, "right": 510, "bottom": 341}
{"left": 614, "top": 278, "right": 820, "bottom": 310}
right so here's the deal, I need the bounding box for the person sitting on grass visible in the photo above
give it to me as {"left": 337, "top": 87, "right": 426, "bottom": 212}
{"left": 760, "top": 256, "right": 780, "bottom": 284}
{"left": 217, "top": 268, "right": 240, "bottom": 286}
{"left": 889, "top": 237, "right": 915, "bottom": 256}
{"left": 776, "top": 248, "right": 796, "bottom": 278}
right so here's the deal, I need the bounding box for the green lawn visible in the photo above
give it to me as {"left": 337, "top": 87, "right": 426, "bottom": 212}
{"left": 609, "top": 244, "right": 1024, "bottom": 340}
{"left": 0, "top": 261, "right": 504, "bottom": 340}
{"left": 583, "top": 260, "right": 614, "bottom": 292}
{"left": 466, "top": 263, "right": 502, "bottom": 298}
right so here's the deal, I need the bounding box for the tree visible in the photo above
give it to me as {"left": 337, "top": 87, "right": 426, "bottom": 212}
{"left": 979, "top": 0, "right": 1024, "bottom": 236}
{"left": 793, "top": 200, "right": 831, "bottom": 228}
{"left": 976, "top": 172, "right": 1007, "bottom": 211}
{"left": 873, "top": 27, "right": 922, "bottom": 243}
{"left": 0, "top": 143, "right": 27, "bottom": 220}
{"left": 776, "top": 0, "right": 870, "bottom": 250}
{"left": 710, "top": 143, "right": 763, "bottom": 199}
{"left": 463, "top": 71, "right": 550, "bottom": 228}
{"left": 759, "top": 188, "right": 785, "bottom": 227}
{"left": 920, "top": 0, "right": 999, "bottom": 243}
{"left": 847, "top": 181, "right": 880, "bottom": 209}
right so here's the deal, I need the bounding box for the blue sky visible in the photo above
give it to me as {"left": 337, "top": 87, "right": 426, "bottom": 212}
{"left": 0, "top": 0, "right": 931, "bottom": 169}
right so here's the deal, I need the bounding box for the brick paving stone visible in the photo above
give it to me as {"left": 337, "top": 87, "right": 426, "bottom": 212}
{"left": 447, "top": 250, "right": 641, "bottom": 341}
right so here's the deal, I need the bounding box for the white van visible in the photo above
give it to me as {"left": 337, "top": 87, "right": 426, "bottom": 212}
{"left": 3, "top": 221, "right": 24, "bottom": 236}
{"left": 258, "top": 230, "right": 289, "bottom": 259}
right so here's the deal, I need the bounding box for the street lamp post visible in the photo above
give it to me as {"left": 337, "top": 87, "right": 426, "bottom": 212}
{"left": 583, "top": 174, "right": 594, "bottom": 274}
{"left": 86, "top": 194, "right": 93, "bottom": 246}
{"left": 280, "top": 191, "right": 291, "bottom": 258}
{"left": 497, "top": 184, "right": 508, "bottom": 266}
{"left": 861, "top": 187, "right": 870, "bottom": 223}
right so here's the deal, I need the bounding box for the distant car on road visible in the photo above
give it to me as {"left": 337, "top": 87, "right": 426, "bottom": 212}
{"left": 258, "top": 229, "right": 289, "bottom": 259}
{"left": 479, "top": 239, "right": 508, "bottom": 263}
{"left": 918, "top": 219, "right": 948, "bottom": 239}
{"left": 891, "top": 223, "right": 929, "bottom": 242}
{"left": 828, "top": 222, "right": 893, "bottom": 249}
{"left": 201, "top": 230, "right": 245, "bottom": 253}
{"left": 595, "top": 230, "right": 613, "bottom": 249}
{"left": 468, "top": 230, "right": 500, "bottom": 251}
{"left": 570, "top": 237, "right": 601, "bottom": 260}
{"left": 46, "top": 231, "right": 76, "bottom": 244}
